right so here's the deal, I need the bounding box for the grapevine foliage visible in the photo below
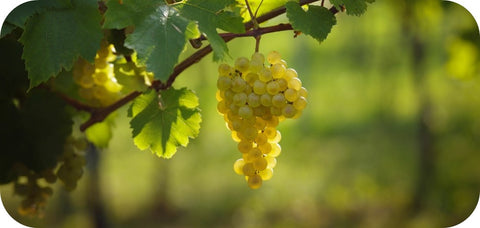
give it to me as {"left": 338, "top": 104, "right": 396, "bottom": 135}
{"left": 0, "top": 0, "right": 374, "bottom": 216}
{"left": 129, "top": 88, "right": 201, "bottom": 158}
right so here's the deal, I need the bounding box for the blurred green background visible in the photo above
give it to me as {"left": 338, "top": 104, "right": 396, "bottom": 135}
{"left": 2, "top": 0, "right": 480, "bottom": 227}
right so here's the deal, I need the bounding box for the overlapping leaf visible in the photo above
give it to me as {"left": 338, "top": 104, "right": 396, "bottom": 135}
{"left": 104, "top": 0, "right": 189, "bottom": 82}
{"left": 329, "top": 0, "right": 374, "bottom": 16}
{"left": 19, "top": 0, "right": 102, "bottom": 88}
{"left": 129, "top": 88, "right": 201, "bottom": 159}
{"left": 235, "top": 0, "right": 288, "bottom": 22}
{"left": 181, "top": 0, "right": 245, "bottom": 61}
{"left": 286, "top": 2, "right": 337, "bottom": 43}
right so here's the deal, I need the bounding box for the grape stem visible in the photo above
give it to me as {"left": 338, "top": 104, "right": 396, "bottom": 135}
{"left": 71, "top": 0, "right": 338, "bottom": 131}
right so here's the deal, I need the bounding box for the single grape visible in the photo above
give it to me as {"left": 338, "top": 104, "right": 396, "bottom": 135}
{"left": 247, "top": 174, "right": 262, "bottom": 189}
{"left": 238, "top": 141, "right": 253, "bottom": 154}
{"left": 253, "top": 80, "right": 267, "bottom": 95}
{"left": 238, "top": 105, "right": 254, "bottom": 119}
{"left": 271, "top": 93, "right": 286, "bottom": 108}
{"left": 217, "top": 76, "right": 232, "bottom": 90}
{"left": 251, "top": 52, "right": 265, "bottom": 63}
{"left": 242, "top": 163, "right": 256, "bottom": 176}
{"left": 260, "top": 94, "right": 272, "bottom": 107}
{"left": 233, "top": 159, "right": 246, "bottom": 175}
{"left": 244, "top": 72, "right": 258, "bottom": 84}
{"left": 233, "top": 92, "right": 247, "bottom": 106}
{"left": 247, "top": 93, "right": 261, "bottom": 108}
{"left": 235, "top": 57, "right": 250, "bottom": 72}
{"left": 267, "top": 51, "right": 281, "bottom": 64}
{"left": 288, "top": 77, "right": 302, "bottom": 90}
{"left": 293, "top": 96, "right": 307, "bottom": 110}
{"left": 218, "top": 63, "right": 232, "bottom": 76}
{"left": 266, "top": 81, "right": 280, "bottom": 95}
{"left": 231, "top": 77, "right": 247, "bottom": 93}
{"left": 271, "top": 63, "right": 286, "bottom": 79}
{"left": 259, "top": 168, "right": 273, "bottom": 180}
{"left": 259, "top": 68, "right": 273, "bottom": 82}
{"left": 253, "top": 157, "right": 268, "bottom": 171}
{"left": 282, "top": 104, "right": 297, "bottom": 118}
{"left": 284, "top": 88, "right": 299, "bottom": 102}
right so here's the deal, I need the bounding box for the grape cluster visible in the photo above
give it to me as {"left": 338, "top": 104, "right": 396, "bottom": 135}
{"left": 216, "top": 51, "right": 307, "bottom": 189}
{"left": 57, "top": 137, "right": 87, "bottom": 191}
{"left": 73, "top": 40, "right": 122, "bottom": 106}
{"left": 12, "top": 164, "right": 56, "bottom": 217}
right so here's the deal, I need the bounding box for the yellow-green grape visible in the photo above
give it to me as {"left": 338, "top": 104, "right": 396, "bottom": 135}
{"left": 260, "top": 94, "right": 272, "bottom": 107}
{"left": 288, "top": 77, "right": 302, "bottom": 90}
{"left": 253, "top": 80, "right": 267, "bottom": 95}
{"left": 218, "top": 63, "right": 232, "bottom": 76}
{"left": 233, "top": 159, "right": 245, "bottom": 175}
{"left": 298, "top": 87, "right": 308, "bottom": 98}
{"left": 247, "top": 93, "right": 261, "bottom": 108}
{"left": 73, "top": 41, "right": 121, "bottom": 106}
{"left": 57, "top": 139, "right": 86, "bottom": 191}
{"left": 238, "top": 106, "right": 254, "bottom": 119}
{"left": 293, "top": 96, "right": 307, "bottom": 110}
{"left": 13, "top": 167, "right": 57, "bottom": 217}
{"left": 267, "top": 51, "right": 282, "bottom": 65}
{"left": 235, "top": 57, "right": 250, "bottom": 73}
{"left": 231, "top": 77, "right": 247, "bottom": 93}
{"left": 244, "top": 72, "right": 258, "bottom": 84}
{"left": 233, "top": 92, "right": 247, "bottom": 106}
{"left": 217, "top": 76, "right": 232, "bottom": 90}
{"left": 247, "top": 174, "right": 262, "bottom": 189}
{"left": 264, "top": 127, "right": 277, "bottom": 139}
{"left": 216, "top": 51, "right": 307, "bottom": 189}
{"left": 258, "top": 142, "right": 272, "bottom": 154}
{"left": 255, "top": 133, "right": 268, "bottom": 145}
{"left": 269, "top": 143, "right": 281, "bottom": 157}
{"left": 259, "top": 68, "right": 273, "bottom": 82}
{"left": 238, "top": 141, "right": 253, "bottom": 154}
{"left": 284, "top": 88, "right": 299, "bottom": 102}
{"left": 265, "top": 156, "right": 277, "bottom": 168}
{"left": 271, "top": 93, "right": 286, "bottom": 108}
{"left": 259, "top": 168, "right": 273, "bottom": 180}
{"left": 242, "top": 163, "right": 256, "bottom": 176}
{"left": 271, "top": 63, "right": 286, "bottom": 79}
{"left": 285, "top": 68, "right": 298, "bottom": 80}
{"left": 282, "top": 104, "right": 297, "bottom": 118}
{"left": 269, "top": 130, "right": 281, "bottom": 143}
{"left": 277, "top": 78, "right": 288, "bottom": 91}
{"left": 266, "top": 81, "right": 280, "bottom": 95}
{"left": 253, "top": 157, "right": 268, "bottom": 171}
{"left": 249, "top": 59, "right": 263, "bottom": 72}
{"left": 217, "top": 100, "right": 228, "bottom": 114}
{"left": 251, "top": 52, "right": 265, "bottom": 63}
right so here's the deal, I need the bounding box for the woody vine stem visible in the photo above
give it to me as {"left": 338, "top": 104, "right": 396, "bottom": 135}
{"left": 56, "top": 0, "right": 338, "bottom": 132}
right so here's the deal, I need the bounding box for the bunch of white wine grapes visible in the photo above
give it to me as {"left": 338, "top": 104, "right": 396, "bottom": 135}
{"left": 73, "top": 40, "right": 122, "bottom": 106}
{"left": 12, "top": 164, "right": 56, "bottom": 217}
{"left": 216, "top": 51, "right": 308, "bottom": 189}
{"left": 56, "top": 137, "right": 87, "bottom": 191}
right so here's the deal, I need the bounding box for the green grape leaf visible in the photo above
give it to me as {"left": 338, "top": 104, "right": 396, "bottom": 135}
{"left": 129, "top": 88, "right": 201, "bottom": 159}
{"left": 19, "top": 0, "right": 103, "bottom": 89}
{"left": 0, "top": 89, "right": 73, "bottom": 184}
{"left": 235, "top": 0, "right": 288, "bottom": 22}
{"left": 286, "top": 2, "right": 337, "bottom": 43}
{"left": 104, "top": 0, "right": 189, "bottom": 82}
{"left": 114, "top": 61, "right": 149, "bottom": 93}
{"left": 181, "top": 0, "right": 245, "bottom": 61}
{"left": 5, "top": 1, "right": 44, "bottom": 29}
{"left": 329, "top": 0, "right": 373, "bottom": 16}
{"left": 0, "top": 22, "right": 16, "bottom": 39}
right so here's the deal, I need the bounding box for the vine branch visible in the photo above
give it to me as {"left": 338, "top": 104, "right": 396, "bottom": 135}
{"left": 66, "top": 0, "right": 338, "bottom": 131}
